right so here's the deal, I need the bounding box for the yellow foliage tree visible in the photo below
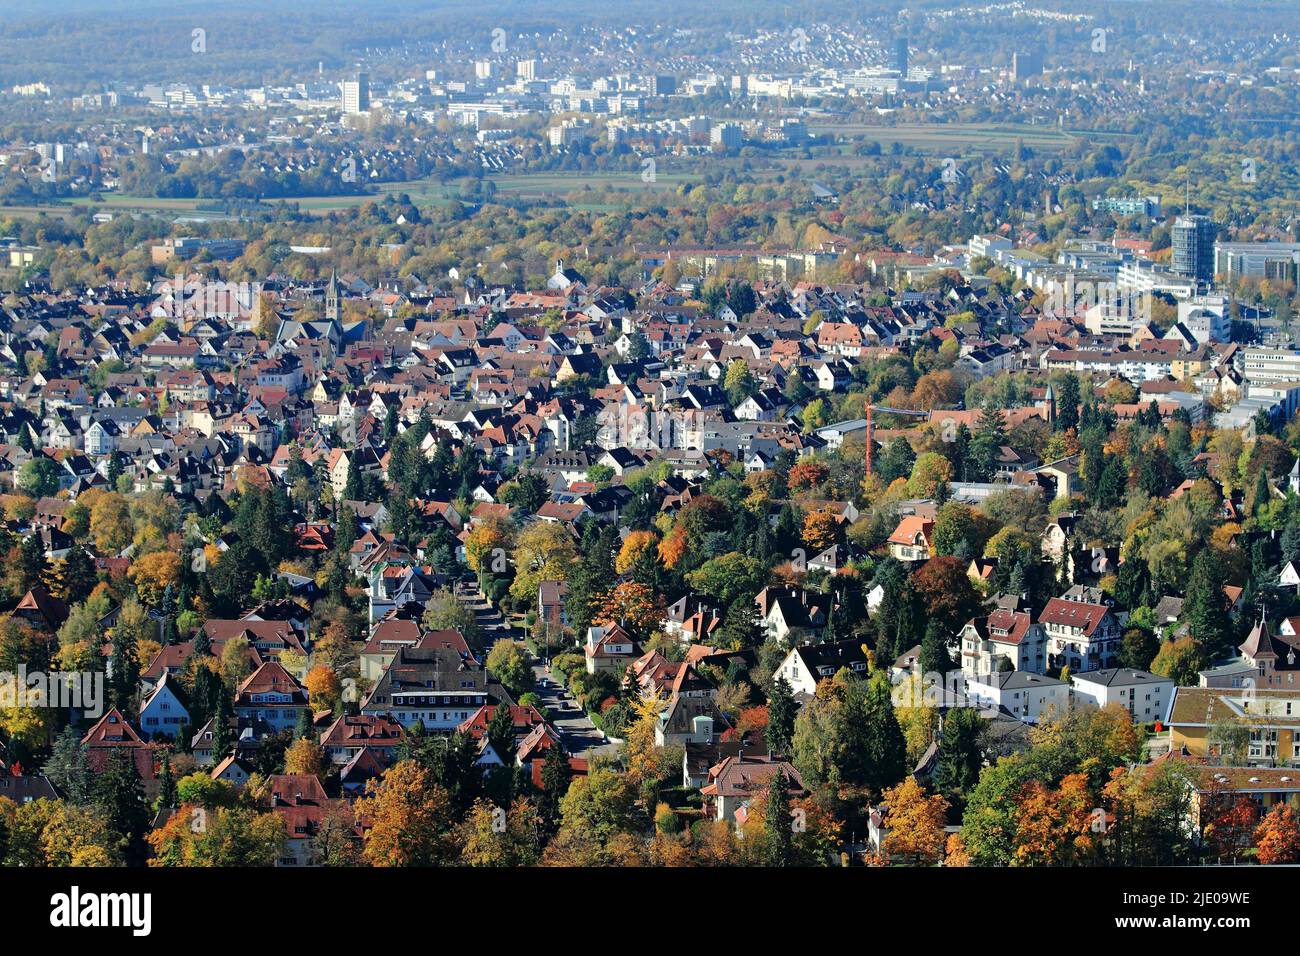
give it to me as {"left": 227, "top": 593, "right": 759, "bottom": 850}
{"left": 881, "top": 777, "right": 949, "bottom": 865}
{"left": 356, "top": 760, "right": 452, "bottom": 867}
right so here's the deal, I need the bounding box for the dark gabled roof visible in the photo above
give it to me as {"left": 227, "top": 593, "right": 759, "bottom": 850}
{"left": 1070, "top": 668, "right": 1172, "bottom": 687}
{"left": 793, "top": 638, "right": 869, "bottom": 675}
{"left": 971, "top": 670, "right": 1065, "bottom": 691}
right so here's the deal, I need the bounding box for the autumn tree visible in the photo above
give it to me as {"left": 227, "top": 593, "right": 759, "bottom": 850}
{"left": 3, "top": 798, "right": 124, "bottom": 866}
{"left": 509, "top": 521, "right": 576, "bottom": 606}
{"left": 147, "top": 805, "right": 287, "bottom": 867}
{"left": 89, "top": 492, "right": 133, "bottom": 555}
{"left": 592, "top": 582, "right": 666, "bottom": 641}
{"left": 624, "top": 685, "right": 668, "bottom": 784}
{"left": 457, "top": 796, "right": 543, "bottom": 867}
{"left": 1012, "top": 772, "right": 1099, "bottom": 867}
{"left": 907, "top": 452, "right": 953, "bottom": 500}
{"left": 615, "top": 530, "right": 658, "bottom": 576}
{"left": 1150, "top": 636, "right": 1206, "bottom": 686}
{"left": 304, "top": 664, "right": 342, "bottom": 712}
{"left": 543, "top": 766, "right": 641, "bottom": 866}
{"left": 356, "top": 760, "right": 453, "bottom": 867}
{"left": 882, "top": 777, "right": 949, "bottom": 865}
{"left": 802, "top": 509, "right": 841, "bottom": 553}
{"left": 465, "top": 517, "right": 513, "bottom": 579}
{"left": 787, "top": 460, "right": 829, "bottom": 492}
{"left": 912, "top": 556, "right": 984, "bottom": 635}
{"left": 284, "top": 738, "right": 327, "bottom": 780}
{"left": 126, "top": 548, "right": 183, "bottom": 608}
{"left": 1255, "top": 804, "right": 1300, "bottom": 865}
{"left": 1204, "top": 796, "right": 1260, "bottom": 862}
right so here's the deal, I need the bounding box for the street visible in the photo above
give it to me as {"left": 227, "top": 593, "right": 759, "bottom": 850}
{"left": 530, "top": 662, "right": 620, "bottom": 760}
{"left": 457, "top": 580, "right": 619, "bottom": 760}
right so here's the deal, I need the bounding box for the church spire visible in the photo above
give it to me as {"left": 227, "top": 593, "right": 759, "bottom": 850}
{"left": 326, "top": 269, "right": 340, "bottom": 323}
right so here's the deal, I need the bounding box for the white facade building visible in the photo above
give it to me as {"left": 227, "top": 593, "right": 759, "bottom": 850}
{"left": 1070, "top": 668, "right": 1174, "bottom": 723}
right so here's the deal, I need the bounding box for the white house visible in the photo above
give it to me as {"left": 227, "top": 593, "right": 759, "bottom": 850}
{"left": 138, "top": 673, "right": 190, "bottom": 741}
{"left": 1070, "top": 668, "right": 1174, "bottom": 724}
{"left": 963, "top": 671, "right": 1069, "bottom": 724}
{"left": 1280, "top": 560, "right": 1300, "bottom": 595}
{"left": 774, "top": 639, "right": 870, "bottom": 697}
{"left": 584, "top": 623, "right": 636, "bottom": 675}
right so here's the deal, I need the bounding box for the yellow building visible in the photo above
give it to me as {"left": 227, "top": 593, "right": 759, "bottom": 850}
{"left": 1166, "top": 686, "right": 1300, "bottom": 765}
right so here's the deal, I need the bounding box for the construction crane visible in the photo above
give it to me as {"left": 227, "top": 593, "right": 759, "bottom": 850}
{"left": 864, "top": 404, "right": 931, "bottom": 476}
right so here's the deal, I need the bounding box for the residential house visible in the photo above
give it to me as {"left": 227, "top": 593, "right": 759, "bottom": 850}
{"left": 963, "top": 671, "right": 1069, "bottom": 724}
{"left": 1070, "top": 668, "right": 1174, "bottom": 723}
{"left": 1039, "top": 595, "right": 1121, "bottom": 673}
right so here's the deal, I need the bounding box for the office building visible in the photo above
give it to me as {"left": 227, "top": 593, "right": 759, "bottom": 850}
{"left": 1242, "top": 347, "right": 1300, "bottom": 386}
{"left": 150, "top": 237, "right": 248, "bottom": 265}
{"left": 341, "top": 71, "right": 369, "bottom": 114}
{"left": 893, "top": 36, "right": 909, "bottom": 76}
{"left": 650, "top": 74, "right": 677, "bottom": 96}
{"left": 1091, "top": 195, "right": 1161, "bottom": 218}
{"left": 1171, "top": 215, "right": 1216, "bottom": 283}
{"left": 710, "top": 122, "right": 743, "bottom": 150}
{"left": 1214, "top": 241, "right": 1300, "bottom": 283}
{"left": 1011, "top": 50, "right": 1044, "bottom": 82}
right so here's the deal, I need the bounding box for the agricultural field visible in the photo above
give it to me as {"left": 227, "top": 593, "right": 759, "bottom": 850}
{"left": 807, "top": 121, "right": 1088, "bottom": 154}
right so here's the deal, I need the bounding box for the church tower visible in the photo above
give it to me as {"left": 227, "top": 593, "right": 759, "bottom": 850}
{"left": 325, "top": 269, "right": 340, "bottom": 323}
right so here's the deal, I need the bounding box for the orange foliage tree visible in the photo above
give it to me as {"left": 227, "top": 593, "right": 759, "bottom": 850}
{"left": 1255, "top": 803, "right": 1300, "bottom": 865}
{"left": 1012, "top": 772, "right": 1100, "bottom": 866}
{"left": 787, "top": 460, "right": 829, "bottom": 491}
{"left": 593, "top": 582, "right": 666, "bottom": 641}
{"left": 304, "top": 664, "right": 342, "bottom": 712}
{"left": 615, "top": 530, "right": 658, "bottom": 575}
{"left": 127, "top": 550, "right": 181, "bottom": 608}
{"left": 657, "top": 524, "right": 689, "bottom": 569}
{"left": 802, "top": 509, "right": 841, "bottom": 553}
{"left": 356, "top": 760, "right": 452, "bottom": 867}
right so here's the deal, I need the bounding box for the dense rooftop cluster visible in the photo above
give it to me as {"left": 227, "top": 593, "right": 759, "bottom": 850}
{"left": 0, "top": 239, "right": 1296, "bottom": 869}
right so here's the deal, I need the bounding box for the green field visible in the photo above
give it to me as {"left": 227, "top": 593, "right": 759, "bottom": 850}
{"left": 0, "top": 122, "right": 1130, "bottom": 221}
{"left": 806, "top": 121, "right": 1086, "bottom": 154}
{"left": 0, "top": 168, "right": 702, "bottom": 220}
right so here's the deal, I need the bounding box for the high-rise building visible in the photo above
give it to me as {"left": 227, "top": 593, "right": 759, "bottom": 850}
{"left": 474, "top": 60, "right": 493, "bottom": 81}
{"left": 893, "top": 36, "right": 909, "bottom": 76}
{"left": 1011, "top": 50, "right": 1044, "bottom": 82}
{"left": 650, "top": 74, "right": 677, "bottom": 96}
{"left": 341, "top": 71, "right": 369, "bottom": 114}
{"left": 516, "top": 59, "right": 536, "bottom": 81}
{"left": 1171, "top": 215, "right": 1216, "bottom": 283}
{"left": 710, "top": 122, "right": 743, "bottom": 150}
